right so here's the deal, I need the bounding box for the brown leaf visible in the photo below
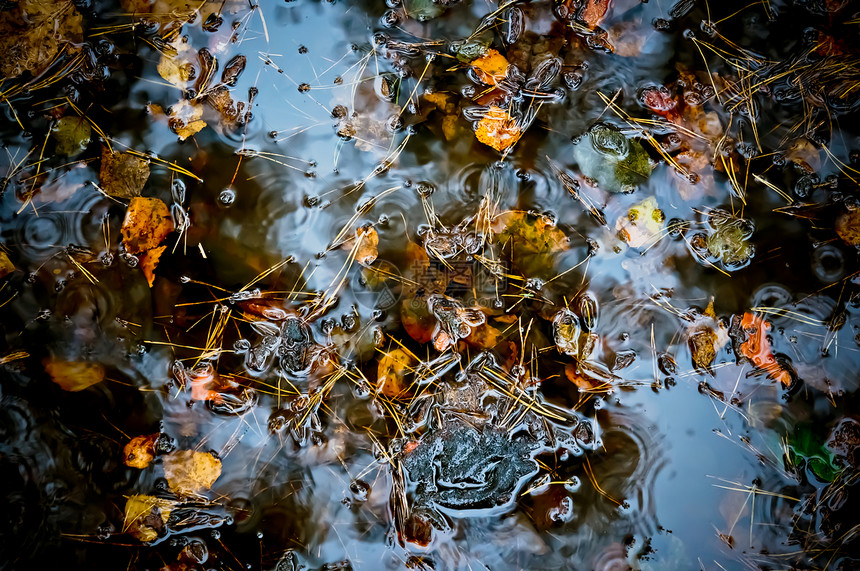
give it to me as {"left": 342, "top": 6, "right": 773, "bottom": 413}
{"left": 0, "top": 0, "right": 83, "bottom": 79}
{"left": 121, "top": 197, "right": 174, "bottom": 255}
{"left": 836, "top": 207, "right": 860, "bottom": 246}
{"left": 353, "top": 226, "right": 379, "bottom": 265}
{"left": 167, "top": 100, "right": 207, "bottom": 141}
{"left": 157, "top": 39, "right": 196, "bottom": 88}
{"left": 401, "top": 299, "right": 436, "bottom": 344}
{"left": 162, "top": 450, "right": 222, "bottom": 496}
{"left": 123, "top": 433, "right": 158, "bottom": 469}
{"left": 123, "top": 494, "right": 174, "bottom": 542}
{"left": 99, "top": 146, "right": 150, "bottom": 198}
{"left": 581, "top": 0, "right": 612, "bottom": 28}
{"left": 139, "top": 245, "right": 167, "bottom": 287}
{"left": 44, "top": 359, "right": 105, "bottom": 391}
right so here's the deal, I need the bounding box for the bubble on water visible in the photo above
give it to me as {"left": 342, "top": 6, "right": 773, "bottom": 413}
{"left": 349, "top": 479, "right": 371, "bottom": 502}
{"left": 217, "top": 188, "right": 236, "bottom": 207}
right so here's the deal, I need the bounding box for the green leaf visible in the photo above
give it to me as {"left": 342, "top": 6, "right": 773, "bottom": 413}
{"left": 572, "top": 122, "right": 652, "bottom": 193}
{"left": 51, "top": 116, "right": 92, "bottom": 157}
{"left": 405, "top": 0, "right": 446, "bottom": 21}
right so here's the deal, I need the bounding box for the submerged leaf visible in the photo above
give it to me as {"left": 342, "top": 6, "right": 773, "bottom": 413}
{"left": 492, "top": 211, "right": 570, "bottom": 277}
{"left": 377, "top": 347, "right": 415, "bottom": 398}
{"left": 44, "top": 359, "right": 105, "bottom": 392}
{"left": 835, "top": 207, "right": 860, "bottom": 246}
{"left": 572, "top": 122, "right": 651, "bottom": 193}
{"left": 0, "top": 251, "right": 14, "bottom": 279}
{"left": 471, "top": 49, "right": 509, "bottom": 86}
{"left": 738, "top": 312, "right": 791, "bottom": 386}
{"left": 99, "top": 146, "right": 150, "bottom": 198}
{"left": 51, "top": 116, "right": 92, "bottom": 157}
{"left": 162, "top": 450, "right": 222, "bottom": 496}
{"left": 0, "top": 0, "right": 83, "bottom": 79}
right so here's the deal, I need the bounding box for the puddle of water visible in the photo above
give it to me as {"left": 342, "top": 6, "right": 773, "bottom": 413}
{"left": 1, "top": 0, "right": 859, "bottom": 569}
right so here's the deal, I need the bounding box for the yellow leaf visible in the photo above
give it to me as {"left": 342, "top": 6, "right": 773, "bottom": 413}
{"left": 168, "top": 100, "right": 207, "bottom": 141}
{"left": 377, "top": 347, "right": 415, "bottom": 398}
{"left": 156, "top": 39, "right": 196, "bottom": 88}
{"left": 471, "top": 49, "right": 508, "bottom": 86}
{"left": 139, "top": 245, "right": 167, "bottom": 287}
{"left": 123, "top": 433, "right": 158, "bottom": 469}
{"left": 44, "top": 359, "right": 105, "bottom": 392}
{"left": 0, "top": 251, "right": 14, "bottom": 279}
{"left": 121, "top": 197, "right": 174, "bottom": 255}
{"left": 162, "top": 450, "right": 222, "bottom": 496}
{"left": 475, "top": 106, "right": 520, "bottom": 152}
{"left": 836, "top": 207, "right": 860, "bottom": 246}
{"left": 123, "top": 494, "right": 174, "bottom": 542}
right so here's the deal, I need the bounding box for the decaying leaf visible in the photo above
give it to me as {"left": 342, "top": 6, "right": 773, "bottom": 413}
{"left": 377, "top": 347, "right": 415, "bottom": 398}
{"left": 157, "top": 39, "right": 197, "bottom": 88}
{"left": 167, "top": 100, "right": 207, "bottom": 141}
{"left": 162, "top": 450, "right": 222, "bottom": 496}
{"left": 471, "top": 49, "right": 509, "bottom": 86}
{"left": 475, "top": 106, "right": 521, "bottom": 152}
{"left": 121, "top": 197, "right": 174, "bottom": 255}
{"left": 44, "top": 359, "right": 105, "bottom": 391}
{"left": 0, "top": 0, "right": 83, "bottom": 79}
{"left": 738, "top": 312, "right": 791, "bottom": 386}
{"left": 51, "top": 116, "right": 92, "bottom": 157}
{"left": 343, "top": 226, "right": 379, "bottom": 265}
{"left": 123, "top": 494, "right": 175, "bottom": 542}
{"left": 685, "top": 299, "right": 729, "bottom": 373}
{"left": 581, "top": 0, "right": 612, "bottom": 28}
{"left": 139, "top": 245, "right": 167, "bottom": 287}
{"left": 616, "top": 196, "right": 665, "bottom": 248}
{"left": 401, "top": 299, "right": 437, "bottom": 344}
{"left": 99, "top": 146, "right": 150, "bottom": 198}
{"left": 0, "top": 251, "right": 14, "bottom": 279}
{"left": 835, "top": 207, "right": 860, "bottom": 246}
{"left": 123, "top": 433, "right": 158, "bottom": 469}
{"left": 492, "top": 211, "right": 570, "bottom": 266}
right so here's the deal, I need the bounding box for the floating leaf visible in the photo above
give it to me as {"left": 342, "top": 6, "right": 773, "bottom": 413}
{"left": 99, "top": 146, "right": 150, "bottom": 198}
{"left": 121, "top": 197, "right": 174, "bottom": 255}
{"left": 44, "top": 359, "right": 105, "bottom": 392}
{"left": 581, "top": 0, "right": 612, "bottom": 29}
{"left": 377, "top": 347, "right": 415, "bottom": 398}
{"left": 51, "top": 116, "right": 91, "bottom": 157}
{"left": 123, "top": 494, "right": 174, "bottom": 542}
{"left": 344, "top": 226, "right": 378, "bottom": 265}
{"left": 492, "top": 211, "right": 569, "bottom": 276}
{"left": 162, "top": 450, "right": 222, "bottom": 496}
{"left": 405, "top": 0, "right": 446, "bottom": 21}
{"left": 156, "top": 39, "right": 196, "bottom": 88}
{"left": 471, "top": 49, "right": 508, "bottom": 86}
{"left": 123, "top": 433, "right": 158, "bottom": 469}
{"left": 475, "top": 106, "right": 521, "bottom": 152}
{"left": 0, "top": 0, "right": 83, "bottom": 79}
{"left": 401, "top": 298, "right": 437, "bottom": 344}
{"left": 167, "top": 100, "right": 207, "bottom": 141}
{"left": 139, "top": 245, "right": 167, "bottom": 287}
{"left": 615, "top": 196, "right": 665, "bottom": 248}
{"left": 738, "top": 312, "right": 791, "bottom": 386}
{"left": 685, "top": 299, "right": 729, "bottom": 373}
{"left": 835, "top": 206, "right": 860, "bottom": 246}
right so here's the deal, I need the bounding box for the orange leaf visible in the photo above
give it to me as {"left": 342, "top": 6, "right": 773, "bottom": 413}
{"left": 581, "top": 0, "right": 611, "bottom": 28}
{"left": 44, "top": 359, "right": 105, "bottom": 391}
{"left": 475, "top": 106, "right": 520, "bottom": 152}
{"left": 123, "top": 433, "right": 158, "bottom": 469}
{"left": 471, "top": 49, "right": 508, "bottom": 86}
{"left": 739, "top": 312, "right": 791, "bottom": 386}
{"left": 121, "top": 197, "right": 174, "bottom": 255}
{"left": 139, "top": 245, "right": 166, "bottom": 287}
{"left": 377, "top": 347, "right": 415, "bottom": 398}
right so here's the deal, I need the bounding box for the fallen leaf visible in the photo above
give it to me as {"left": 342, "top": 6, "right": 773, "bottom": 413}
{"left": 685, "top": 299, "right": 729, "bottom": 373}
{"left": 377, "top": 347, "right": 415, "bottom": 398}
{"left": 157, "top": 39, "right": 197, "bottom": 88}
{"left": 99, "top": 146, "right": 150, "bottom": 198}
{"left": 0, "top": 251, "right": 14, "bottom": 279}
{"left": 581, "top": 0, "right": 612, "bottom": 28}
{"left": 123, "top": 494, "right": 174, "bottom": 542}
{"left": 162, "top": 450, "right": 222, "bottom": 496}
{"left": 738, "top": 312, "right": 792, "bottom": 386}
{"left": 572, "top": 122, "right": 651, "bottom": 193}
{"left": 123, "top": 433, "right": 158, "bottom": 469}
{"left": 401, "top": 298, "right": 436, "bottom": 344}
{"left": 346, "top": 226, "right": 378, "bottom": 265}
{"left": 475, "top": 106, "right": 521, "bottom": 152}
{"left": 44, "top": 359, "right": 105, "bottom": 391}
{"left": 121, "top": 197, "right": 174, "bottom": 255}
{"left": 163, "top": 99, "right": 207, "bottom": 141}
{"left": 139, "top": 245, "right": 167, "bottom": 287}
{"left": 405, "top": 0, "right": 446, "bottom": 21}
{"left": 51, "top": 116, "right": 92, "bottom": 157}
{"left": 836, "top": 207, "right": 860, "bottom": 246}
{"left": 471, "top": 49, "right": 509, "bottom": 86}
{"left": 615, "top": 196, "right": 665, "bottom": 248}
{"left": 463, "top": 321, "right": 503, "bottom": 350}
{"left": 492, "top": 211, "right": 570, "bottom": 276}
{"left": 0, "top": 0, "right": 83, "bottom": 79}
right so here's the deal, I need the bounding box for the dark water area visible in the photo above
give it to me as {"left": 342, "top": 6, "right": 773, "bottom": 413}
{"left": 1, "top": 0, "right": 860, "bottom": 569}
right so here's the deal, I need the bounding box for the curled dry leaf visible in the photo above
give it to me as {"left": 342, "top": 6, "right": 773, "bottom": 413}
{"left": 162, "top": 450, "right": 222, "bottom": 496}
{"left": 377, "top": 347, "right": 415, "bottom": 398}
{"left": 123, "top": 433, "right": 158, "bottom": 469}
{"left": 99, "top": 146, "right": 150, "bottom": 198}
{"left": 43, "top": 359, "right": 105, "bottom": 391}
{"left": 123, "top": 494, "right": 175, "bottom": 542}
{"left": 471, "top": 49, "right": 509, "bottom": 86}
{"left": 475, "top": 106, "right": 521, "bottom": 152}
{"left": 835, "top": 207, "right": 860, "bottom": 246}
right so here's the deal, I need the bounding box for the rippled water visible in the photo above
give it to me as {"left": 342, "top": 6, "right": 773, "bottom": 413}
{"left": 1, "top": 0, "right": 859, "bottom": 569}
